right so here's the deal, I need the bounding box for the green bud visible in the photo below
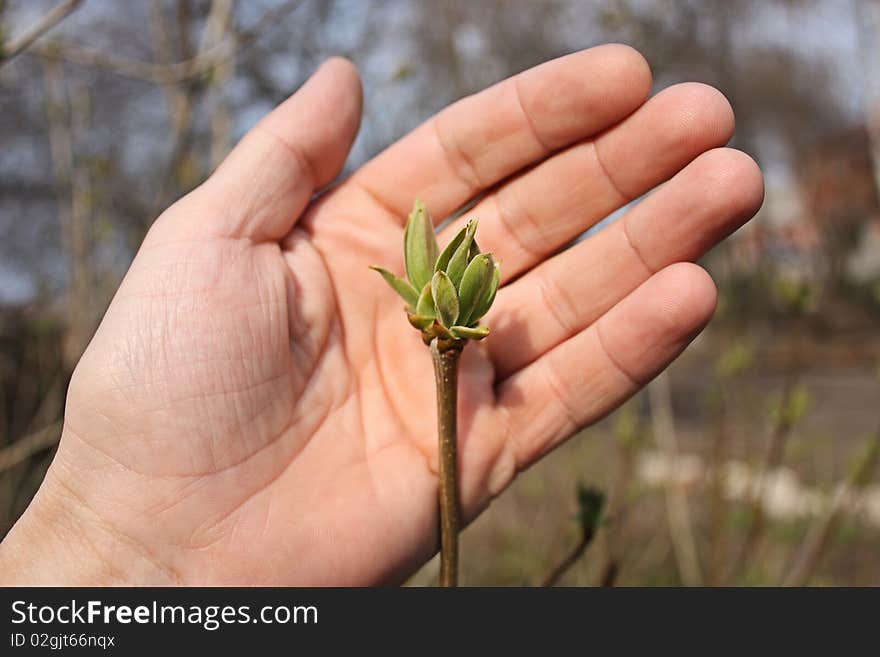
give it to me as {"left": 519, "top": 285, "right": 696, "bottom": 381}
{"left": 449, "top": 325, "right": 489, "bottom": 340}
{"left": 847, "top": 434, "right": 880, "bottom": 488}
{"left": 370, "top": 266, "right": 419, "bottom": 308}
{"left": 416, "top": 282, "right": 436, "bottom": 318}
{"left": 468, "top": 238, "right": 480, "bottom": 261}
{"left": 771, "top": 386, "right": 811, "bottom": 429}
{"left": 715, "top": 340, "right": 753, "bottom": 379}
{"left": 431, "top": 270, "right": 459, "bottom": 328}
{"left": 372, "top": 203, "right": 500, "bottom": 345}
{"left": 407, "top": 314, "right": 434, "bottom": 330}
{"left": 435, "top": 223, "right": 467, "bottom": 274}
{"left": 467, "top": 260, "right": 500, "bottom": 324}
{"left": 445, "top": 219, "right": 478, "bottom": 288}
{"left": 457, "top": 253, "right": 494, "bottom": 327}
{"left": 576, "top": 485, "right": 605, "bottom": 533}
{"left": 403, "top": 199, "right": 439, "bottom": 292}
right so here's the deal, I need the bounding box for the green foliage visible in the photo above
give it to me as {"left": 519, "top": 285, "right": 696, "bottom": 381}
{"left": 575, "top": 484, "right": 605, "bottom": 533}
{"left": 445, "top": 219, "right": 477, "bottom": 288}
{"left": 372, "top": 199, "right": 500, "bottom": 345}
{"left": 846, "top": 434, "right": 880, "bottom": 487}
{"left": 714, "top": 340, "right": 754, "bottom": 379}
{"left": 613, "top": 403, "right": 642, "bottom": 450}
{"left": 431, "top": 270, "right": 459, "bottom": 328}
{"left": 458, "top": 253, "right": 494, "bottom": 326}
{"left": 770, "top": 386, "right": 811, "bottom": 429}
{"left": 391, "top": 61, "right": 415, "bottom": 82}
{"left": 403, "top": 199, "right": 438, "bottom": 292}
{"left": 369, "top": 266, "right": 419, "bottom": 307}
{"left": 774, "top": 277, "right": 818, "bottom": 316}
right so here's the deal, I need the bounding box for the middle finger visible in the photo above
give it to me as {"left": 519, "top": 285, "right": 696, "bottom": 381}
{"left": 438, "top": 82, "right": 735, "bottom": 282}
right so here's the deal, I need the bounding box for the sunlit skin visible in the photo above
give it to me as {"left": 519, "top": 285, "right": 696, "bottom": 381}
{"left": 0, "top": 45, "right": 763, "bottom": 585}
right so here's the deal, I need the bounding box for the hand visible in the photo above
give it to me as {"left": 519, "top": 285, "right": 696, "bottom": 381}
{"left": 0, "top": 46, "right": 763, "bottom": 585}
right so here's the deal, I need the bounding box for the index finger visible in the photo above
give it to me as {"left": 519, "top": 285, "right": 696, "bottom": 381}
{"left": 350, "top": 44, "right": 652, "bottom": 223}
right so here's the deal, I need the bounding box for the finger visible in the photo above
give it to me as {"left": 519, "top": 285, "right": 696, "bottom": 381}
{"left": 350, "top": 44, "right": 651, "bottom": 222}
{"left": 438, "top": 83, "right": 735, "bottom": 279}
{"left": 489, "top": 148, "right": 763, "bottom": 377}
{"left": 167, "top": 57, "right": 362, "bottom": 242}
{"left": 497, "top": 262, "right": 716, "bottom": 468}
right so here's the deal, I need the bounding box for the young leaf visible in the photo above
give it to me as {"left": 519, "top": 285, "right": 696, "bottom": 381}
{"left": 468, "top": 238, "right": 481, "bottom": 261}
{"left": 416, "top": 282, "right": 436, "bottom": 318}
{"left": 407, "top": 313, "right": 434, "bottom": 330}
{"left": 370, "top": 266, "right": 419, "bottom": 307}
{"left": 576, "top": 485, "right": 605, "bottom": 533}
{"left": 435, "top": 224, "right": 467, "bottom": 273}
{"left": 446, "top": 219, "right": 478, "bottom": 287}
{"left": 457, "top": 253, "right": 493, "bottom": 327}
{"left": 449, "top": 325, "right": 489, "bottom": 340}
{"left": 431, "top": 271, "right": 459, "bottom": 328}
{"left": 468, "top": 260, "right": 500, "bottom": 324}
{"left": 403, "top": 199, "right": 439, "bottom": 291}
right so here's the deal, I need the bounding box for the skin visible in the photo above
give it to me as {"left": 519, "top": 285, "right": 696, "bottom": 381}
{"left": 0, "top": 46, "right": 763, "bottom": 585}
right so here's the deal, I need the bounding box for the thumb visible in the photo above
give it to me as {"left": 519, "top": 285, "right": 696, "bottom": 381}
{"left": 161, "top": 57, "right": 363, "bottom": 242}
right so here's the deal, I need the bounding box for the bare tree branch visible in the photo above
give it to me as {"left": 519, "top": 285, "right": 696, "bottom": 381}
{"left": 0, "top": 423, "right": 62, "bottom": 473}
{"left": 42, "top": 54, "right": 93, "bottom": 370}
{"left": 204, "top": 0, "right": 235, "bottom": 168}
{"left": 149, "top": 0, "right": 234, "bottom": 220}
{"left": 725, "top": 375, "right": 798, "bottom": 582}
{"left": 649, "top": 371, "right": 704, "bottom": 586}
{"left": 783, "top": 433, "right": 880, "bottom": 586}
{"left": 0, "top": 0, "right": 83, "bottom": 66}
{"left": 26, "top": 0, "right": 304, "bottom": 85}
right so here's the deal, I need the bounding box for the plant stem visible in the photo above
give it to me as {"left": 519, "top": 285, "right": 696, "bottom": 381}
{"left": 599, "top": 559, "right": 619, "bottom": 587}
{"left": 783, "top": 432, "right": 880, "bottom": 586}
{"left": 649, "top": 371, "right": 703, "bottom": 586}
{"left": 540, "top": 528, "right": 594, "bottom": 587}
{"left": 431, "top": 338, "right": 462, "bottom": 587}
{"left": 726, "top": 364, "right": 798, "bottom": 583}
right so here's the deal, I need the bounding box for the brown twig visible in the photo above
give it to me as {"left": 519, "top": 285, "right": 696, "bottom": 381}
{"left": 431, "top": 339, "right": 461, "bottom": 587}
{"left": 599, "top": 560, "right": 619, "bottom": 587}
{"left": 147, "top": 0, "right": 234, "bottom": 220}
{"left": 541, "top": 486, "right": 604, "bottom": 587}
{"left": 0, "top": 422, "right": 62, "bottom": 472}
{"left": 42, "top": 54, "right": 94, "bottom": 369}
{"left": 725, "top": 372, "right": 799, "bottom": 583}
{"left": 541, "top": 530, "right": 593, "bottom": 587}
{"left": 201, "top": 0, "right": 235, "bottom": 168}
{"left": 783, "top": 433, "right": 880, "bottom": 586}
{"left": 594, "top": 407, "right": 638, "bottom": 586}
{"left": 649, "top": 371, "right": 703, "bottom": 586}
{"left": 26, "top": 0, "right": 304, "bottom": 84}
{"left": 0, "top": 0, "right": 83, "bottom": 66}
{"left": 706, "top": 382, "right": 730, "bottom": 586}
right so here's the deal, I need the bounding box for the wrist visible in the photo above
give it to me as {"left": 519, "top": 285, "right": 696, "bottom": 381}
{"left": 0, "top": 456, "right": 178, "bottom": 586}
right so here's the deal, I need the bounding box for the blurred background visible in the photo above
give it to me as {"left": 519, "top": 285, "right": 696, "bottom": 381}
{"left": 1, "top": 0, "right": 879, "bottom": 586}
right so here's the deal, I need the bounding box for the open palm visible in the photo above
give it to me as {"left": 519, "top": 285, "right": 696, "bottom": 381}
{"left": 2, "top": 47, "right": 763, "bottom": 585}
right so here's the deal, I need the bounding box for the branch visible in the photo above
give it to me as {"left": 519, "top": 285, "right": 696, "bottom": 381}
{"left": 783, "top": 433, "right": 880, "bottom": 586}
{"left": 541, "top": 530, "right": 592, "bottom": 588}
{"left": 147, "top": 0, "right": 234, "bottom": 219}
{"left": 598, "top": 560, "right": 619, "bottom": 587}
{"left": 431, "top": 340, "right": 462, "bottom": 587}
{"left": 0, "top": 422, "right": 62, "bottom": 472}
{"left": 42, "top": 54, "right": 93, "bottom": 369}
{"left": 649, "top": 371, "right": 704, "bottom": 586}
{"left": 0, "top": 0, "right": 83, "bottom": 66}
{"left": 725, "top": 377, "right": 800, "bottom": 582}
{"left": 26, "top": 0, "right": 304, "bottom": 85}
{"left": 540, "top": 486, "right": 604, "bottom": 587}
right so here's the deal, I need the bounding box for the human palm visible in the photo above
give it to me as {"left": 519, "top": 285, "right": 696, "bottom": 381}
{"left": 1, "top": 47, "right": 763, "bottom": 585}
